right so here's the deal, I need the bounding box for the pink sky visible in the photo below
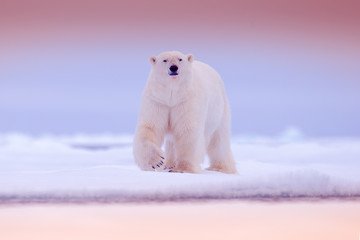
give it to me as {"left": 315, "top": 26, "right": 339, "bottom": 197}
{"left": 1, "top": 0, "right": 359, "bottom": 56}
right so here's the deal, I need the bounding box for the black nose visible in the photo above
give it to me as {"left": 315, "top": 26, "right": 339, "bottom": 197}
{"left": 169, "top": 65, "right": 178, "bottom": 72}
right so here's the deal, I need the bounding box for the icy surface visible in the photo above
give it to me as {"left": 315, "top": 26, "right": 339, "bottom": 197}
{"left": 0, "top": 133, "right": 359, "bottom": 202}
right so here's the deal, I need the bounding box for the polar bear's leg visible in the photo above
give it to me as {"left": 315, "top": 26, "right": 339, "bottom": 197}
{"left": 133, "top": 125, "right": 166, "bottom": 171}
{"left": 206, "top": 119, "right": 237, "bottom": 174}
{"left": 164, "top": 139, "right": 176, "bottom": 170}
{"left": 171, "top": 132, "right": 205, "bottom": 173}
{"left": 133, "top": 98, "right": 169, "bottom": 171}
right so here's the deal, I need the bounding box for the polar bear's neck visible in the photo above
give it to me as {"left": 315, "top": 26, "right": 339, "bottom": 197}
{"left": 145, "top": 75, "right": 194, "bottom": 107}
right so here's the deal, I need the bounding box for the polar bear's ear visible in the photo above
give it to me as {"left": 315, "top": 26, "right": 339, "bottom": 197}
{"left": 150, "top": 56, "right": 156, "bottom": 66}
{"left": 187, "top": 54, "right": 194, "bottom": 63}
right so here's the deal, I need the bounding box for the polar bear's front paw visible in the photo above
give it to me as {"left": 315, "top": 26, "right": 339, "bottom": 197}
{"left": 137, "top": 142, "right": 166, "bottom": 171}
{"left": 151, "top": 156, "right": 165, "bottom": 171}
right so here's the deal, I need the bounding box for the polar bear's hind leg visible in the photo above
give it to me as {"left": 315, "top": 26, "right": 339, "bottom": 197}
{"left": 206, "top": 122, "right": 237, "bottom": 174}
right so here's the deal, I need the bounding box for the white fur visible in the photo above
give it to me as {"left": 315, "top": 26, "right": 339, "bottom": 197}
{"left": 133, "top": 51, "right": 237, "bottom": 174}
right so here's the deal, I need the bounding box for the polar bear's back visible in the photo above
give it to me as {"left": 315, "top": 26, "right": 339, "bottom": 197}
{"left": 193, "top": 61, "right": 223, "bottom": 84}
{"left": 192, "top": 60, "right": 229, "bottom": 138}
{"left": 192, "top": 60, "right": 227, "bottom": 102}
{"left": 193, "top": 60, "right": 226, "bottom": 93}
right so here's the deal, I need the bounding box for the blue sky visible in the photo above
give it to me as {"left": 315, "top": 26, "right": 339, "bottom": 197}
{"left": 1, "top": 42, "right": 359, "bottom": 137}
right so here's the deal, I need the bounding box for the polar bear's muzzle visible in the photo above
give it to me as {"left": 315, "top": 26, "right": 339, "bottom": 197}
{"left": 168, "top": 65, "right": 179, "bottom": 76}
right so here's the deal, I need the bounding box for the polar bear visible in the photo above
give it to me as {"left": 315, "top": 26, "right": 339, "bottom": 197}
{"left": 133, "top": 51, "right": 237, "bottom": 174}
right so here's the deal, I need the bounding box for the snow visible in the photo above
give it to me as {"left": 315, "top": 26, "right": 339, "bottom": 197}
{"left": 0, "top": 132, "right": 359, "bottom": 203}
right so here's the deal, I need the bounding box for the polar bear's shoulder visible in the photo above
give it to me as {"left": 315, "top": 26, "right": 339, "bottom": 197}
{"left": 193, "top": 60, "right": 212, "bottom": 70}
{"left": 193, "top": 60, "right": 222, "bottom": 81}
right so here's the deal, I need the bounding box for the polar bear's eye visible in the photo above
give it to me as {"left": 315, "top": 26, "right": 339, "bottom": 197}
{"left": 163, "top": 59, "right": 167, "bottom": 63}
{"left": 179, "top": 58, "right": 182, "bottom": 61}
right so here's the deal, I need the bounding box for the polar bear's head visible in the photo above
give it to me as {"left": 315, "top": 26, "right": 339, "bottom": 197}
{"left": 149, "top": 51, "right": 194, "bottom": 80}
